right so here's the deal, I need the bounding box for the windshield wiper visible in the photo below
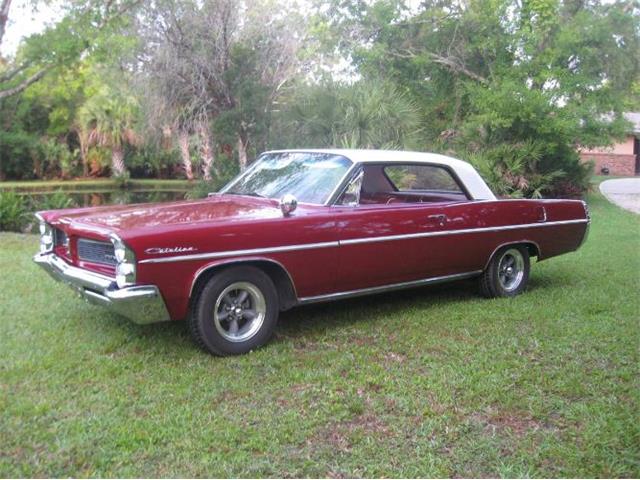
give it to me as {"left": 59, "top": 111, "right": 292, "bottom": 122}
{"left": 225, "top": 190, "right": 267, "bottom": 198}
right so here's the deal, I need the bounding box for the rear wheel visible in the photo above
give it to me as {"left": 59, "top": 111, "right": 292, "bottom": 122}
{"left": 480, "top": 245, "right": 530, "bottom": 298}
{"left": 189, "top": 266, "right": 279, "bottom": 356}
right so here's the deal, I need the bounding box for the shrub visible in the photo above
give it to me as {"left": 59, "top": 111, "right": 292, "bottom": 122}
{"left": 185, "top": 180, "right": 223, "bottom": 200}
{"left": 465, "top": 141, "right": 591, "bottom": 199}
{"left": 0, "top": 131, "right": 39, "bottom": 180}
{"left": 86, "top": 147, "right": 111, "bottom": 176}
{"left": 35, "top": 190, "right": 76, "bottom": 211}
{"left": 0, "top": 191, "right": 29, "bottom": 232}
{"left": 0, "top": 190, "right": 77, "bottom": 233}
{"left": 128, "top": 146, "right": 181, "bottom": 179}
{"left": 186, "top": 154, "right": 238, "bottom": 199}
{"left": 39, "top": 138, "right": 80, "bottom": 179}
{"left": 113, "top": 171, "right": 131, "bottom": 189}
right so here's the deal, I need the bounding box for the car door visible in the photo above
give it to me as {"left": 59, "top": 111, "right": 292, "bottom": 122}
{"left": 333, "top": 162, "right": 474, "bottom": 292}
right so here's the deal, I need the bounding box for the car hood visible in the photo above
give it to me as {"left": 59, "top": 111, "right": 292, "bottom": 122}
{"left": 42, "top": 195, "right": 284, "bottom": 235}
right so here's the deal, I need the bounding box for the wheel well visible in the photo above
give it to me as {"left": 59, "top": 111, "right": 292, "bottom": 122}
{"left": 525, "top": 242, "right": 540, "bottom": 259}
{"left": 189, "top": 260, "right": 298, "bottom": 312}
{"left": 484, "top": 241, "right": 540, "bottom": 270}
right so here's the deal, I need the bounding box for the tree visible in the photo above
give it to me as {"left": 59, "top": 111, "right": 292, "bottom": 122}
{"left": 78, "top": 91, "right": 140, "bottom": 176}
{"left": 0, "top": 0, "right": 142, "bottom": 100}
{"left": 281, "top": 80, "right": 422, "bottom": 149}
{"left": 0, "top": 0, "right": 12, "bottom": 49}
{"left": 320, "top": 0, "right": 640, "bottom": 196}
{"left": 142, "top": 91, "right": 198, "bottom": 180}
{"left": 137, "top": 0, "right": 307, "bottom": 171}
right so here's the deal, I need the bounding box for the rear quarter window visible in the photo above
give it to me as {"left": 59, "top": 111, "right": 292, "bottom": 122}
{"left": 384, "top": 165, "right": 463, "bottom": 193}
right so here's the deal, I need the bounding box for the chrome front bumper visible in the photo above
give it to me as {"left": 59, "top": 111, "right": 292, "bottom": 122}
{"left": 33, "top": 253, "right": 171, "bottom": 325}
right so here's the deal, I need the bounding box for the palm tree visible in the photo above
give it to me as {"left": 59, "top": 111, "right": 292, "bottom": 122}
{"left": 288, "top": 81, "right": 423, "bottom": 150}
{"left": 337, "top": 82, "right": 423, "bottom": 149}
{"left": 78, "top": 94, "right": 140, "bottom": 176}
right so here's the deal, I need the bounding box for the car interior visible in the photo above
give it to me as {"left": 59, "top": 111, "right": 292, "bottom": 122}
{"left": 338, "top": 163, "right": 470, "bottom": 206}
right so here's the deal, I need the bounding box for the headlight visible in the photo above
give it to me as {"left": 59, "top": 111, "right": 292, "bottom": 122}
{"left": 114, "top": 244, "right": 126, "bottom": 263}
{"left": 36, "top": 214, "right": 53, "bottom": 253}
{"left": 116, "top": 263, "right": 135, "bottom": 287}
{"left": 110, "top": 234, "right": 136, "bottom": 288}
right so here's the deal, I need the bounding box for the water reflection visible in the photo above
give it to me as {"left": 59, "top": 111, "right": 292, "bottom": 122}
{"left": 30, "top": 189, "right": 188, "bottom": 208}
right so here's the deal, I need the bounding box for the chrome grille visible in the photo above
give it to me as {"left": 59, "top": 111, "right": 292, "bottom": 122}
{"left": 77, "top": 238, "right": 117, "bottom": 266}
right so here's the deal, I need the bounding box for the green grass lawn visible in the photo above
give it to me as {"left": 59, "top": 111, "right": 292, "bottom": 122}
{"left": 1, "top": 190, "right": 638, "bottom": 477}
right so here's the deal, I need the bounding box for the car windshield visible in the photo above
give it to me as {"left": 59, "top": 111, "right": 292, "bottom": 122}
{"left": 222, "top": 152, "right": 353, "bottom": 204}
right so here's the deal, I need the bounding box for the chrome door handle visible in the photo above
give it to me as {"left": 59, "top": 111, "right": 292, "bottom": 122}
{"left": 536, "top": 206, "right": 547, "bottom": 222}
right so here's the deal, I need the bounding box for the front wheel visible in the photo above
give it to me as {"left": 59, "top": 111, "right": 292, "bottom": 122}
{"left": 480, "top": 245, "right": 530, "bottom": 298}
{"left": 189, "top": 266, "right": 279, "bottom": 356}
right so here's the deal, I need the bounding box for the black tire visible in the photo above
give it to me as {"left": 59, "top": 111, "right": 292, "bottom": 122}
{"left": 480, "top": 245, "right": 530, "bottom": 298}
{"left": 188, "top": 266, "right": 279, "bottom": 356}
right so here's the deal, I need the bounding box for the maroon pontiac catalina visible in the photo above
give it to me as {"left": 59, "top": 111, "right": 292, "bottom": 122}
{"left": 34, "top": 149, "right": 590, "bottom": 355}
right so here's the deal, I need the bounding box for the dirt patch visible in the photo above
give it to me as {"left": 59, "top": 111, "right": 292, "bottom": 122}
{"left": 352, "top": 335, "right": 378, "bottom": 347}
{"left": 326, "top": 470, "right": 347, "bottom": 479}
{"left": 384, "top": 351, "right": 407, "bottom": 363}
{"left": 471, "top": 409, "right": 552, "bottom": 438}
{"left": 290, "top": 338, "right": 321, "bottom": 351}
{"left": 289, "top": 383, "right": 313, "bottom": 394}
{"left": 309, "top": 413, "right": 391, "bottom": 453}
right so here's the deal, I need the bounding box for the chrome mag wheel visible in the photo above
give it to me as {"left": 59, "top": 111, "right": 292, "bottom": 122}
{"left": 497, "top": 248, "right": 525, "bottom": 292}
{"left": 213, "top": 281, "right": 267, "bottom": 343}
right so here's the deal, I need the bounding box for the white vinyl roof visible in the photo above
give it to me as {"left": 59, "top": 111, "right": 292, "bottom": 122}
{"left": 266, "top": 149, "right": 497, "bottom": 200}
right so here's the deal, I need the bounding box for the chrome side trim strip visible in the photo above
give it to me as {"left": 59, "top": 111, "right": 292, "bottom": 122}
{"left": 138, "top": 219, "right": 588, "bottom": 264}
{"left": 340, "top": 219, "right": 589, "bottom": 246}
{"left": 297, "top": 270, "right": 483, "bottom": 305}
{"left": 139, "top": 241, "right": 340, "bottom": 264}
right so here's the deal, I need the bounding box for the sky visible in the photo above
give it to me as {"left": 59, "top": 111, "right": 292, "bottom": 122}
{"left": 2, "top": 0, "right": 63, "bottom": 57}
{"left": 1, "top": 0, "right": 425, "bottom": 58}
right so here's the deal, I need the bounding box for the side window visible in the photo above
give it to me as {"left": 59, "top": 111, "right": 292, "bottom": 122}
{"left": 384, "top": 165, "right": 463, "bottom": 193}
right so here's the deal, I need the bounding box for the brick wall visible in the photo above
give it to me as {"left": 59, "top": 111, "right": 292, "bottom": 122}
{"left": 580, "top": 153, "right": 637, "bottom": 176}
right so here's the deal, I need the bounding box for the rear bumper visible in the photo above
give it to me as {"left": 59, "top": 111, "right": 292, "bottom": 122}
{"left": 33, "top": 253, "right": 171, "bottom": 325}
{"left": 577, "top": 200, "right": 591, "bottom": 249}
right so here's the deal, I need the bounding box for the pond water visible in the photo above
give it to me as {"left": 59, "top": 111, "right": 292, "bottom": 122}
{"left": 23, "top": 189, "right": 191, "bottom": 208}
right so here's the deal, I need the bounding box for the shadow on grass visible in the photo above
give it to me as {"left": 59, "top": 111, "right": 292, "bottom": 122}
{"left": 277, "top": 278, "right": 479, "bottom": 332}
{"left": 278, "top": 268, "right": 571, "bottom": 333}
{"left": 89, "top": 269, "right": 573, "bottom": 355}
{"left": 526, "top": 273, "right": 569, "bottom": 291}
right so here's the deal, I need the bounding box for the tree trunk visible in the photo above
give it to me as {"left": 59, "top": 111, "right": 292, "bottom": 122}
{"left": 177, "top": 130, "right": 194, "bottom": 180}
{"left": 161, "top": 125, "right": 173, "bottom": 150}
{"left": 77, "top": 129, "right": 89, "bottom": 177}
{"left": 237, "top": 132, "right": 248, "bottom": 171}
{"left": 198, "top": 123, "right": 214, "bottom": 181}
{"left": 0, "top": 0, "right": 13, "bottom": 50}
{"left": 111, "top": 146, "right": 126, "bottom": 176}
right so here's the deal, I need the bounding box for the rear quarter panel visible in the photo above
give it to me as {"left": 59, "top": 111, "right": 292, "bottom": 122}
{"left": 439, "top": 198, "right": 589, "bottom": 273}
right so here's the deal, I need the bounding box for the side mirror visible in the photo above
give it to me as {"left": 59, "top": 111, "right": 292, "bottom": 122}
{"left": 279, "top": 194, "right": 298, "bottom": 217}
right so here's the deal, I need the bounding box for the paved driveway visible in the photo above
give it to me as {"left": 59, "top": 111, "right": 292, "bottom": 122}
{"left": 599, "top": 178, "right": 640, "bottom": 214}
